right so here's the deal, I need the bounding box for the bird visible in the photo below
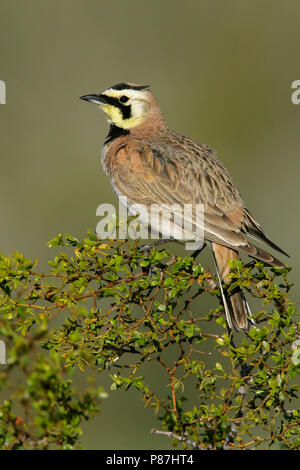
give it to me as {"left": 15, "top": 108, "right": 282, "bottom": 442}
{"left": 80, "top": 82, "right": 289, "bottom": 332}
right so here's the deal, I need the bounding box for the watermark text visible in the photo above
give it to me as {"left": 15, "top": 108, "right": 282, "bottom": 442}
{"left": 96, "top": 198, "right": 204, "bottom": 251}
{"left": 0, "top": 340, "right": 6, "bottom": 364}
{"left": 0, "top": 80, "right": 6, "bottom": 104}
{"left": 291, "top": 80, "right": 300, "bottom": 104}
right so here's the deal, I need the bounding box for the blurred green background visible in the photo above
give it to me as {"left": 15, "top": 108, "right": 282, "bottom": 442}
{"left": 0, "top": 0, "right": 299, "bottom": 449}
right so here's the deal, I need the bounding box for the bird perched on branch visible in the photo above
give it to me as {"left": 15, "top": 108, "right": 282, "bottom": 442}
{"left": 80, "top": 82, "right": 288, "bottom": 332}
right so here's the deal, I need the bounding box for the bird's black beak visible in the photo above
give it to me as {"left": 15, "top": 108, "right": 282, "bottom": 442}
{"left": 80, "top": 94, "right": 108, "bottom": 105}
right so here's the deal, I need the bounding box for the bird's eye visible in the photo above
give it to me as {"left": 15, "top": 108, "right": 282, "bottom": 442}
{"left": 119, "top": 95, "right": 129, "bottom": 103}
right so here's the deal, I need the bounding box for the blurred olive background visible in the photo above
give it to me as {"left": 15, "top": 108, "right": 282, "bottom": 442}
{"left": 0, "top": 0, "right": 299, "bottom": 449}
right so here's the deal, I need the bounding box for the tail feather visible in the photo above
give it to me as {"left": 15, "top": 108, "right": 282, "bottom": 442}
{"left": 210, "top": 219, "right": 287, "bottom": 330}
{"left": 226, "top": 288, "right": 253, "bottom": 331}
{"left": 211, "top": 242, "right": 253, "bottom": 332}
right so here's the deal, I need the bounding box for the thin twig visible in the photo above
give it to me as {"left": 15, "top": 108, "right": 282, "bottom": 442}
{"left": 150, "top": 428, "right": 206, "bottom": 450}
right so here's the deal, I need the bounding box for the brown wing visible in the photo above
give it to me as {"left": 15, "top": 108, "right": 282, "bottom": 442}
{"left": 242, "top": 207, "right": 289, "bottom": 257}
{"left": 107, "top": 136, "right": 286, "bottom": 266}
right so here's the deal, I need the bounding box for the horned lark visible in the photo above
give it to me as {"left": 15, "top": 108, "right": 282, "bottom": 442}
{"left": 80, "top": 83, "right": 288, "bottom": 332}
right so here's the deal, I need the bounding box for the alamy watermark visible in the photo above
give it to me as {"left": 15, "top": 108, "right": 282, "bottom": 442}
{"left": 291, "top": 80, "right": 300, "bottom": 104}
{"left": 1, "top": 81, "right": 7, "bottom": 362}
{"left": 0, "top": 80, "right": 6, "bottom": 104}
{"left": 0, "top": 340, "right": 6, "bottom": 364}
{"left": 96, "top": 197, "right": 205, "bottom": 251}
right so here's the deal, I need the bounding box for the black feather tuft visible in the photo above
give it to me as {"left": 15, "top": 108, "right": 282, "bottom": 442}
{"left": 110, "top": 83, "right": 150, "bottom": 91}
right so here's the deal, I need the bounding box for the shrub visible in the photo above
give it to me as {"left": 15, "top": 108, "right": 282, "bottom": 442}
{"left": 0, "top": 232, "right": 299, "bottom": 449}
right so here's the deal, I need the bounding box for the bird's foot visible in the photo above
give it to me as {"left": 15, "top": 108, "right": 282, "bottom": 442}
{"left": 139, "top": 239, "right": 173, "bottom": 281}
{"left": 191, "top": 242, "right": 207, "bottom": 260}
{"left": 139, "top": 238, "right": 173, "bottom": 254}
